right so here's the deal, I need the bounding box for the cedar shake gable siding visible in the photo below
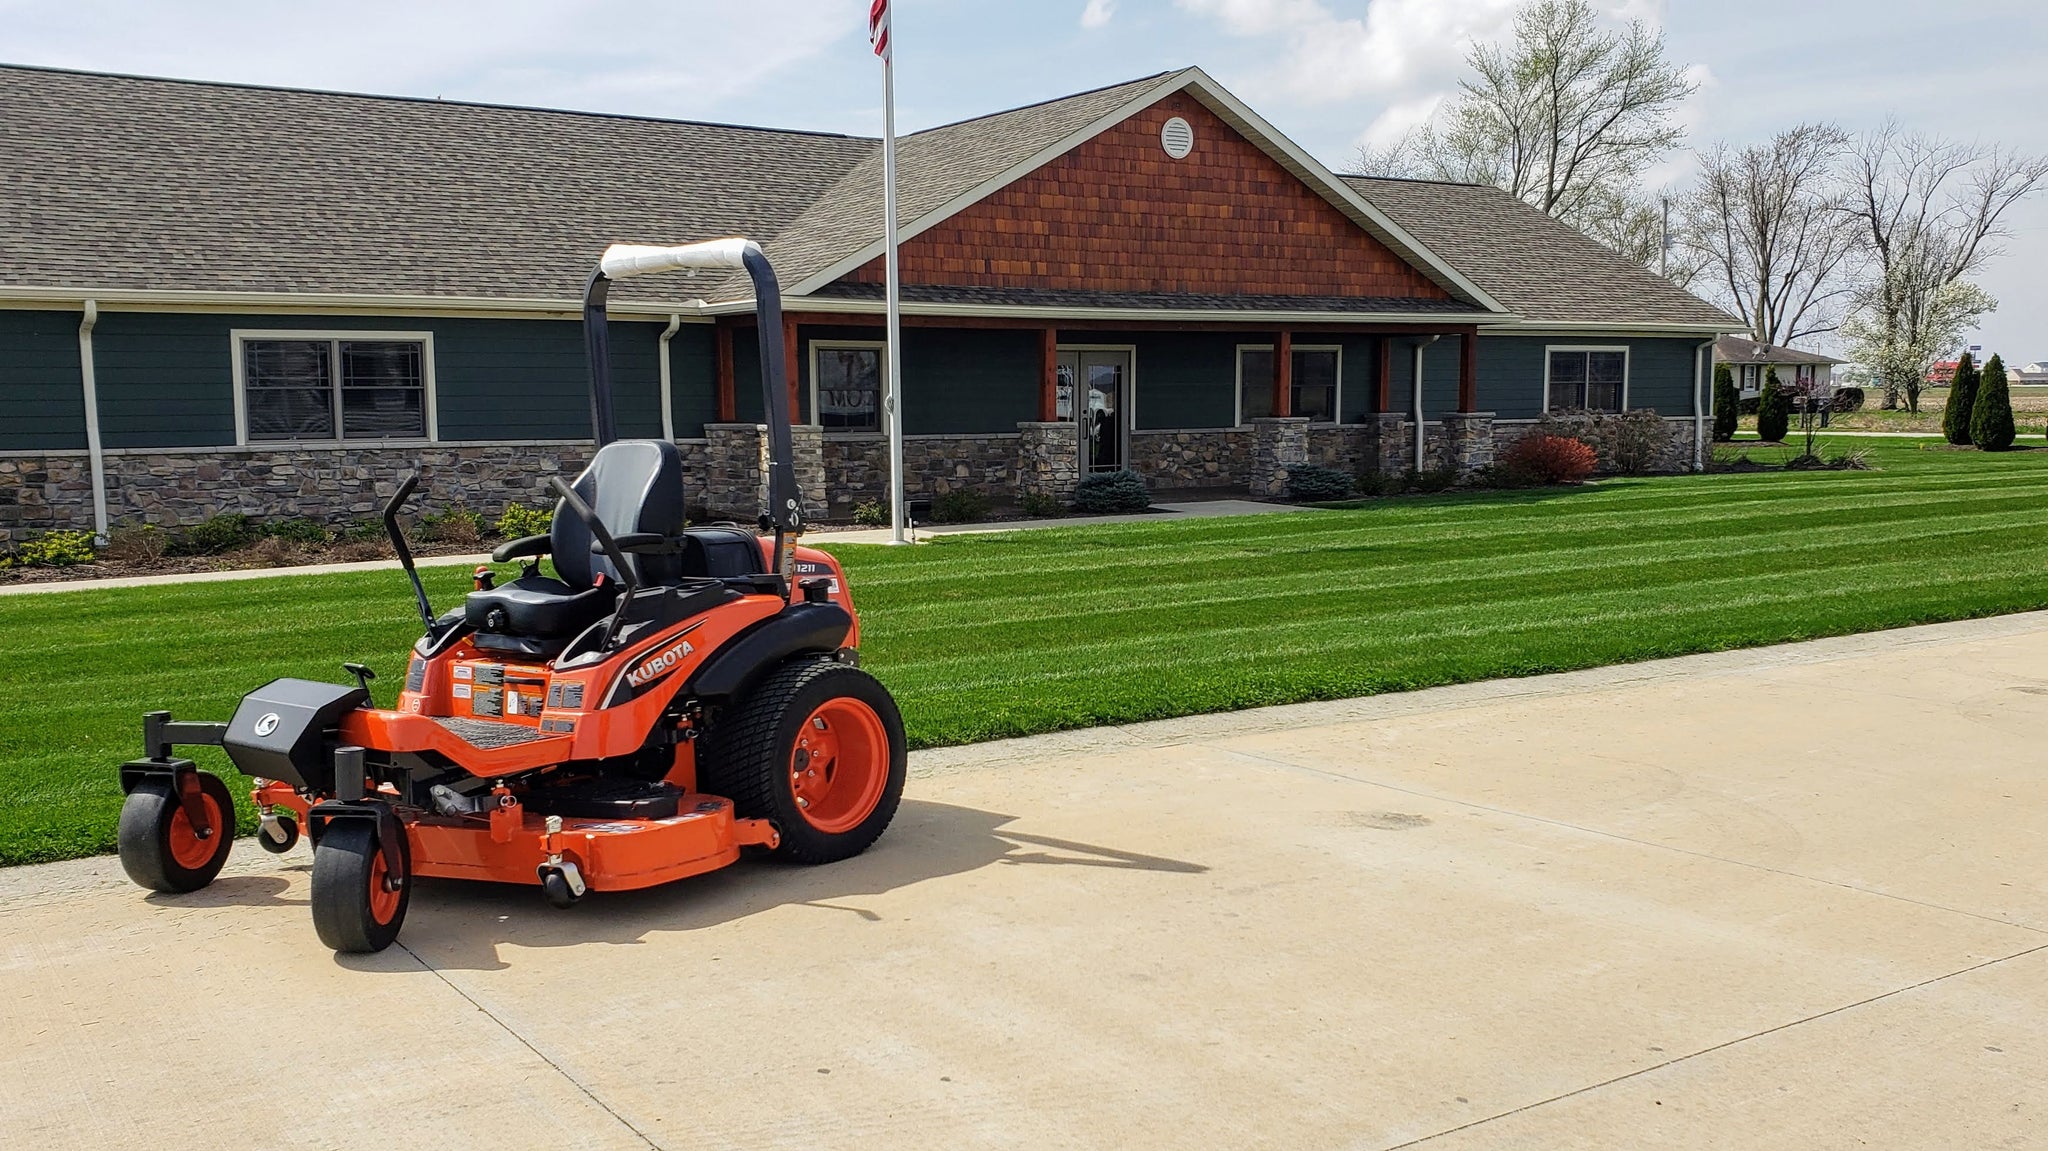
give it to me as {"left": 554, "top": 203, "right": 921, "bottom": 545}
{"left": 841, "top": 96, "right": 1449, "bottom": 302}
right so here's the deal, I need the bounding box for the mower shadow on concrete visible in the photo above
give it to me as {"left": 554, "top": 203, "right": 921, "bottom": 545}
{"left": 144, "top": 869, "right": 307, "bottom": 910}
{"left": 338, "top": 798, "right": 1208, "bottom": 972}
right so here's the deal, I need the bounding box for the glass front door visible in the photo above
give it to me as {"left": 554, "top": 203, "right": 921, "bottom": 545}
{"left": 1057, "top": 348, "right": 1131, "bottom": 474}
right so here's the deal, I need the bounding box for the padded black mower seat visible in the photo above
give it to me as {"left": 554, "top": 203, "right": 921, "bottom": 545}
{"left": 465, "top": 440, "right": 689, "bottom": 656}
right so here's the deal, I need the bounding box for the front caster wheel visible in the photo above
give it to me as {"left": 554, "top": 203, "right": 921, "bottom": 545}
{"left": 541, "top": 869, "right": 580, "bottom": 909}
{"left": 118, "top": 772, "right": 235, "bottom": 893}
{"left": 311, "top": 820, "right": 410, "bottom": 953}
{"left": 258, "top": 813, "right": 300, "bottom": 854}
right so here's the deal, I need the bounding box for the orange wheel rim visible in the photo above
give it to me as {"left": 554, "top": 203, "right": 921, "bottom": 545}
{"left": 368, "top": 847, "right": 402, "bottom": 924}
{"left": 790, "top": 697, "right": 889, "bottom": 834}
{"left": 167, "top": 795, "right": 225, "bottom": 871}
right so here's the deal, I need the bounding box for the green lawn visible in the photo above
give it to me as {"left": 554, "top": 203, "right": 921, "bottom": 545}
{"left": 6, "top": 437, "right": 2048, "bottom": 866}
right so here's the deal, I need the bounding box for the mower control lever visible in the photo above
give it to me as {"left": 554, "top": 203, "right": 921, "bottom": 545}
{"left": 343, "top": 662, "right": 376, "bottom": 695}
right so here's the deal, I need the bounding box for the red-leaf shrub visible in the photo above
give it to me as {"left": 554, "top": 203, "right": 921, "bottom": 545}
{"left": 1499, "top": 433, "right": 1597, "bottom": 485}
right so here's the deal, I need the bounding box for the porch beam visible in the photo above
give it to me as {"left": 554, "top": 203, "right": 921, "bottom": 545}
{"left": 1039, "top": 327, "right": 1059, "bottom": 421}
{"left": 1458, "top": 327, "right": 1478, "bottom": 412}
{"left": 777, "top": 310, "right": 1488, "bottom": 336}
{"left": 714, "top": 320, "right": 736, "bottom": 422}
{"left": 1273, "top": 329, "right": 1293, "bottom": 417}
{"left": 783, "top": 313, "right": 802, "bottom": 424}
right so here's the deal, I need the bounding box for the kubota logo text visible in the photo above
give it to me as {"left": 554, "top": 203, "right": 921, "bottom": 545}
{"left": 626, "top": 640, "right": 695, "bottom": 688}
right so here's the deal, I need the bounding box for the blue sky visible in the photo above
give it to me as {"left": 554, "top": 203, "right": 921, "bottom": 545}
{"left": 5, "top": 0, "right": 2042, "bottom": 358}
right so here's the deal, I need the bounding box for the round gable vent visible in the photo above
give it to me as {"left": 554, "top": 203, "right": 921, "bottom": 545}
{"left": 1160, "top": 116, "right": 1194, "bottom": 160}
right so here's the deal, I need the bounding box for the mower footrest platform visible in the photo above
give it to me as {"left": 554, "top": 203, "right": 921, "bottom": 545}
{"left": 432, "top": 715, "right": 549, "bottom": 749}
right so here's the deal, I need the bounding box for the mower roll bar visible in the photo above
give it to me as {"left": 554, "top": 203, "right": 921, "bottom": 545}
{"left": 383, "top": 472, "right": 439, "bottom": 635}
{"left": 581, "top": 237, "right": 803, "bottom": 600}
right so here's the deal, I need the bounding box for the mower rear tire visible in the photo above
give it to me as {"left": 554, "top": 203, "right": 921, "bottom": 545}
{"left": 118, "top": 773, "right": 236, "bottom": 893}
{"left": 699, "top": 658, "right": 905, "bottom": 865}
{"left": 311, "top": 820, "right": 410, "bottom": 953}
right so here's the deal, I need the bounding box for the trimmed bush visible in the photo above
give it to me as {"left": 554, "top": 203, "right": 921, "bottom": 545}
{"left": 104, "top": 524, "right": 168, "bottom": 563}
{"left": 851, "top": 500, "right": 888, "bottom": 527}
{"left": 1830, "top": 386, "right": 1866, "bottom": 413}
{"left": 1498, "top": 434, "right": 1597, "bottom": 486}
{"left": 1756, "top": 368, "right": 1791, "bottom": 443}
{"left": 929, "top": 489, "right": 993, "bottom": 523}
{"left": 495, "top": 502, "right": 553, "bottom": 539}
{"left": 1072, "top": 469, "right": 1151, "bottom": 514}
{"left": 1285, "top": 464, "right": 1353, "bottom": 502}
{"left": 418, "top": 505, "right": 484, "bottom": 544}
{"left": 180, "top": 513, "right": 254, "bottom": 555}
{"left": 264, "top": 517, "right": 330, "bottom": 545}
{"left": 1712, "top": 363, "right": 1739, "bottom": 442}
{"left": 1971, "top": 354, "right": 2016, "bottom": 451}
{"left": 1943, "top": 352, "right": 1979, "bottom": 445}
{"left": 1, "top": 529, "right": 98, "bottom": 569}
{"left": 1018, "top": 490, "right": 1066, "bottom": 518}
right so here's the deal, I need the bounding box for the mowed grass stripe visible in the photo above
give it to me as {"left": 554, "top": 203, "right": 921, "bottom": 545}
{"left": 5, "top": 438, "right": 2046, "bottom": 864}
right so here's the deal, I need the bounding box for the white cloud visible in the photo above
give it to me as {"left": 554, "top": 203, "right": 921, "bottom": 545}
{"left": 1081, "top": 0, "right": 1118, "bottom": 30}
{"left": 0, "top": 0, "right": 852, "bottom": 116}
{"left": 1177, "top": 0, "right": 1679, "bottom": 159}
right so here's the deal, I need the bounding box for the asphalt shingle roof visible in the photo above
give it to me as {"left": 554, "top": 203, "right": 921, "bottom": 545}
{"left": 1713, "top": 335, "right": 1843, "bottom": 365}
{"left": 1341, "top": 176, "right": 1739, "bottom": 329}
{"left": 0, "top": 66, "right": 871, "bottom": 303}
{"left": 0, "top": 64, "right": 1738, "bottom": 331}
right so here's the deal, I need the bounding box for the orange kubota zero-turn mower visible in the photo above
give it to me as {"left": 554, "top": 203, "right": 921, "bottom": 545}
{"left": 114, "top": 239, "right": 906, "bottom": 953}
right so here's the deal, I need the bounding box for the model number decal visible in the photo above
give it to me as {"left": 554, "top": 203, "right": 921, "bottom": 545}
{"left": 625, "top": 639, "right": 695, "bottom": 688}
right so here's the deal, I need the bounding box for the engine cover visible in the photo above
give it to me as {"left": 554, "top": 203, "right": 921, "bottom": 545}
{"left": 222, "top": 678, "right": 370, "bottom": 792}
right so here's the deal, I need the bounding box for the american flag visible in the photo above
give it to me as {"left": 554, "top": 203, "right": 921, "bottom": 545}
{"left": 869, "top": 0, "right": 891, "bottom": 60}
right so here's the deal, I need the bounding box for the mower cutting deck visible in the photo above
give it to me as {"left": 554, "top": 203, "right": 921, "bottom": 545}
{"left": 112, "top": 238, "right": 906, "bottom": 953}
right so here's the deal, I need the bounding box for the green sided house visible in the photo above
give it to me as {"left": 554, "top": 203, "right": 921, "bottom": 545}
{"left": 0, "top": 64, "right": 1737, "bottom": 540}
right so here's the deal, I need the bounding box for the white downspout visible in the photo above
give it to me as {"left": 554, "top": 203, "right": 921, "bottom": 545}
{"left": 1413, "top": 334, "right": 1441, "bottom": 472}
{"left": 657, "top": 313, "right": 682, "bottom": 441}
{"left": 78, "top": 300, "right": 109, "bottom": 541}
{"left": 1694, "top": 339, "right": 1715, "bottom": 473}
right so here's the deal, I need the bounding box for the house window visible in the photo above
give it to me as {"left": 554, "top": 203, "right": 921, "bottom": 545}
{"left": 811, "top": 342, "right": 884, "bottom": 432}
{"left": 1546, "top": 348, "right": 1627, "bottom": 412}
{"left": 1238, "top": 346, "right": 1341, "bottom": 422}
{"left": 237, "top": 332, "right": 431, "bottom": 442}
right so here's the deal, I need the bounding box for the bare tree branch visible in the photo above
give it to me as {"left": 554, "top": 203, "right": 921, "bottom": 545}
{"left": 1683, "top": 123, "right": 1860, "bottom": 346}
{"left": 1353, "top": 0, "right": 1694, "bottom": 276}
{"left": 1841, "top": 123, "right": 2048, "bottom": 408}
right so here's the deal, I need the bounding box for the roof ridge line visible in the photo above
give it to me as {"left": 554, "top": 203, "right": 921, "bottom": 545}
{"left": 907, "top": 69, "right": 1183, "bottom": 137}
{"left": 0, "top": 60, "right": 866, "bottom": 140}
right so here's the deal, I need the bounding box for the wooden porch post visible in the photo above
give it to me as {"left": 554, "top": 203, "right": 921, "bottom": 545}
{"left": 782, "top": 313, "right": 802, "bottom": 424}
{"left": 1039, "top": 327, "right": 1059, "bottom": 421}
{"left": 1458, "top": 328, "right": 1478, "bottom": 412}
{"left": 714, "top": 320, "right": 736, "bottom": 422}
{"left": 1273, "top": 329, "right": 1293, "bottom": 417}
{"left": 1376, "top": 338, "right": 1392, "bottom": 413}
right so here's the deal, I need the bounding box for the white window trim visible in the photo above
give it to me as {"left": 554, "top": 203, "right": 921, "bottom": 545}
{"left": 808, "top": 339, "right": 888, "bottom": 434}
{"left": 1234, "top": 343, "right": 1343, "bottom": 425}
{"left": 231, "top": 329, "right": 438, "bottom": 447}
{"left": 1542, "top": 345, "right": 1630, "bottom": 414}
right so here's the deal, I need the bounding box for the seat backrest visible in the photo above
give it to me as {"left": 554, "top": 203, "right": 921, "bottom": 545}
{"left": 551, "top": 440, "right": 687, "bottom": 589}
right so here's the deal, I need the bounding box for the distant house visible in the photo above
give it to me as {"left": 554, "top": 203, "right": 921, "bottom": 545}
{"left": 1928, "top": 360, "right": 1960, "bottom": 386}
{"left": 1714, "top": 336, "right": 1843, "bottom": 399}
{"left": 2014, "top": 362, "right": 2048, "bottom": 386}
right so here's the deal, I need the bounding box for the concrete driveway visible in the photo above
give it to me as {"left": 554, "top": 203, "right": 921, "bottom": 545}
{"left": 6, "top": 615, "right": 2047, "bottom": 1149}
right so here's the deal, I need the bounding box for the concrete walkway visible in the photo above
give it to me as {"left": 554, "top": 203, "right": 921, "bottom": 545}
{"left": 6, "top": 613, "right": 2048, "bottom": 1148}
{"left": 0, "top": 499, "right": 1299, "bottom": 596}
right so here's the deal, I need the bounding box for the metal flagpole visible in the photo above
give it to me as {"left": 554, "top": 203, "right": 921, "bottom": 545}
{"left": 880, "top": 23, "right": 908, "bottom": 544}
